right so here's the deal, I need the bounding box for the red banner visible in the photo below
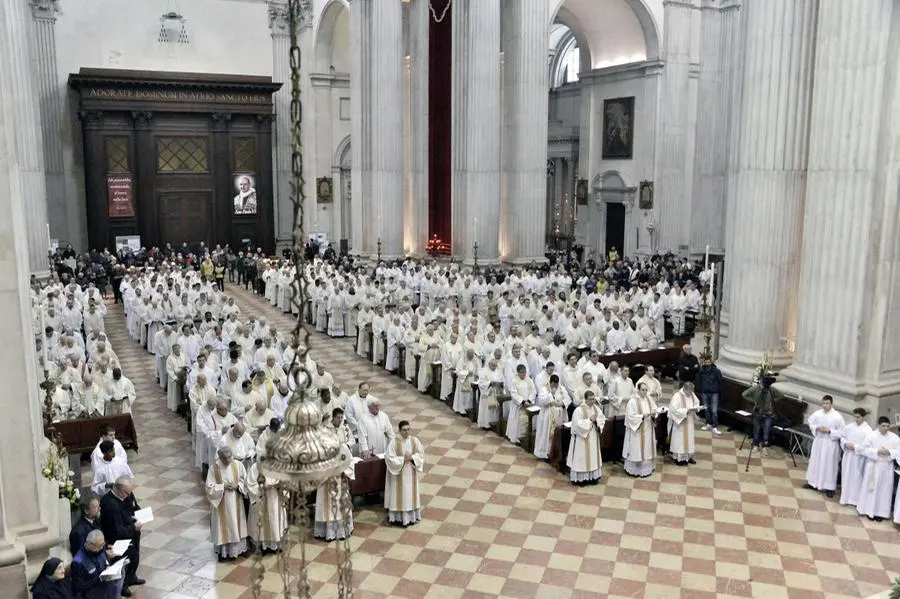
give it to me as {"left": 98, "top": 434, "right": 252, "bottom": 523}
{"left": 107, "top": 174, "right": 135, "bottom": 218}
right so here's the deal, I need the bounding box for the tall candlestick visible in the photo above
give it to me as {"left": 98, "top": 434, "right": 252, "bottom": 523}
{"left": 39, "top": 309, "right": 48, "bottom": 367}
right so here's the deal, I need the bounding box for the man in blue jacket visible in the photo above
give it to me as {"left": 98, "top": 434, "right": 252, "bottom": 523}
{"left": 70, "top": 529, "right": 124, "bottom": 598}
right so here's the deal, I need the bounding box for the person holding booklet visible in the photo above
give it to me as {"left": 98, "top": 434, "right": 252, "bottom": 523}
{"left": 99, "top": 476, "right": 145, "bottom": 595}
{"left": 70, "top": 529, "right": 125, "bottom": 598}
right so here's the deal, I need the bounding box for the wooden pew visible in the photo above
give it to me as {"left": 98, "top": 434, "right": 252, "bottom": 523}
{"left": 53, "top": 414, "right": 139, "bottom": 455}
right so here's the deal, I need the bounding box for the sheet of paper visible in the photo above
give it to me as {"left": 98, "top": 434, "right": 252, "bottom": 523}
{"left": 526, "top": 406, "right": 541, "bottom": 413}
{"left": 375, "top": 453, "right": 385, "bottom": 460}
{"left": 735, "top": 409, "right": 752, "bottom": 417}
{"left": 100, "top": 558, "right": 127, "bottom": 581}
{"left": 134, "top": 507, "right": 153, "bottom": 525}
{"left": 563, "top": 422, "right": 572, "bottom": 429}
{"left": 111, "top": 540, "right": 131, "bottom": 556}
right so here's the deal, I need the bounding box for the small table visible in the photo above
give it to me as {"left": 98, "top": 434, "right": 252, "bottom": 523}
{"left": 525, "top": 405, "right": 541, "bottom": 453}
{"left": 350, "top": 458, "right": 387, "bottom": 496}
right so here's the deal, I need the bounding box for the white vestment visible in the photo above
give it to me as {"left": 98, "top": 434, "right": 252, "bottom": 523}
{"left": 205, "top": 459, "right": 249, "bottom": 557}
{"left": 476, "top": 368, "right": 503, "bottom": 429}
{"left": 90, "top": 457, "right": 134, "bottom": 496}
{"left": 314, "top": 465, "right": 355, "bottom": 541}
{"left": 805, "top": 408, "right": 845, "bottom": 491}
{"left": 358, "top": 411, "right": 394, "bottom": 456}
{"left": 838, "top": 421, "right": 872, "bottom": 506}
{"left": 535, "top": 386, "right": 571, "bottom": 460}
{"left": 668, "top": 389, "right": 699, "bottom": 462}
{"left": 566, "top": 403, "right": 604, "bottom": 482}
{"left": 856, "top": 430, "right": 900, "bottom": 520}
{"left": 247, "top": 463, "right": 287, "bottom": 549}
{"left": 506, "top": 376, "right": 536, "bottom": 444}
{"left": 385, "top": 436, "right": 425, "bottom": 525}
{"left": 623, "top": 395, "right": 658, "bottom": 477}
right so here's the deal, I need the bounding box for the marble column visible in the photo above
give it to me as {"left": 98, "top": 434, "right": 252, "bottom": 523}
{"left": 29, "top": 0, "right": 71, "bottom": 251}
{"left": 268, "top": 1, "right": 314, "bottom": 252}
{"left": 655, "top": 0, "right": 696, "bottom": 255}
{"left": 406, "top": 0, "right": 429, "bottom": 257}
{"left": 350, "top": 0, "right": 403, "bottom": 259}
{"left": 717, "top": 0, "right": 816, "bottom": 381}
{"left": 2, "top": 0, "right": 49, "bottom": 275}
{"left": 0, "top": 6, "right": 58, "bottom": 581}
{"left": 451, "top": 0, "right": 500, "bottom": 262}
{"left": 501, "top": 0, "right": 549, "bottom": 263}
{"left": 780, "top": 0, "right": 897, "bottom": 413}
{"left": 691, "top": 1, "right": 730, "bottom": 255}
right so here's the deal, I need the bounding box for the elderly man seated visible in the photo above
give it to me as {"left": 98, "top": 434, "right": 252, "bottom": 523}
{"left": 71, "top": 529, "right": 126, "bottom": 598}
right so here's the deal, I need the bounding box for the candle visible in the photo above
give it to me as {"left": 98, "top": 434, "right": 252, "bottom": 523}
{"left": 710, "top": 263, "right": 716, "bottom": 303}
{"left": 704, "top": 245, "right": 710, "bottom": 272}
{"left": 473, "top": 217, "right": 478, "bottom": 241}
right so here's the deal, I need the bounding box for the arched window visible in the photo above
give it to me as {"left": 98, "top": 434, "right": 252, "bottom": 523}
{"left": 549, "top": 24, "right": 580, "bottom": 89}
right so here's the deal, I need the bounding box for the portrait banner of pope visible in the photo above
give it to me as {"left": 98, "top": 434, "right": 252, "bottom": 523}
{"left": 233, "top": 173, "right": 258, "bottom": 215}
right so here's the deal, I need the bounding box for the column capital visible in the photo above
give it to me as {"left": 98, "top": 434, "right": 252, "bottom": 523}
{"left": 29, "top": 0, "right": 60, "bottom": 22}
{"left": 210, "top": 112, "right": 232, "bottom": 131}
{"left": 268, "top": 1, "right": 312, "bottom": 36}
{"left": 77, "top": 110, "right": 103, "bottom": 129}
{"left": 130, "top": 111, "right": 153, "bottom": 130}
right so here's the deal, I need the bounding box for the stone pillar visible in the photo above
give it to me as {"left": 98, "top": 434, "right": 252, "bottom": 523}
{"left": 268, "top": 1, "right": 313, "bottom": 252}
{"left": 451, "top": 0, "right": 500, "bottom": 262}
{"left": 0, "top": 6, "right": 58, "bottom": 580}
{"left": 406, "top": 0, "right": 429, "bottom": 257}
{"left": 717, "top": 0, "right": 817, "bottom": 381}
{"left": 30, "top": 0, "right": 72, "bottom": 251}
{"left": 655, "top": 0, "right": 697, "bottom": 255}
{"left": 780, "top": 0, "right": 897, "bottom": 414}
{"left": 691, "top": 1, "right": 728, "bottom": 254}
{"left": 2, "top": 0, "right": 49, "bottom": 275}
{"left": 501, "top": 0, "right": 549, "bottom": 263}
{"left": 350, "top": 0, "right": 403, "bottom": 259}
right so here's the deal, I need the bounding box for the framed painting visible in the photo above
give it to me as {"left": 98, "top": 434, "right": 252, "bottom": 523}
{"left": 602, "top": 96, "right": 635, "bottom": 160}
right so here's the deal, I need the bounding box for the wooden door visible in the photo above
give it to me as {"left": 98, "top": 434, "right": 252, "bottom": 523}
{"left": 158, "top": 191, "right": 212, "bottom": 247}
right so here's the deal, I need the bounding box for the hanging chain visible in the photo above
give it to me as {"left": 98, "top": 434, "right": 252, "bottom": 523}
{"left": 288, "top": 0, "right": 310, "bottom": 378}
{"left": 429, "top": 0, "right": 451, "bottom": 23}
{"left": 250, "top": 471, "right": 266, "bottom": 597}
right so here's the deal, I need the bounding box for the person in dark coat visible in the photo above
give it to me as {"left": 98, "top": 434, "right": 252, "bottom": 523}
{"left": 69, "top": 496, "right": 102, "bottom": 556}
{"left": 71, "top": 530, "right": 123, "bottom": 599}
{"left": 31, "top": 558, "right": 72, "bottom": 599}
{"left": 99, "top": 477, "right": 144, "bottom": 590}
{"left": 676, "top": 344, "right": 700, "bottom": 387}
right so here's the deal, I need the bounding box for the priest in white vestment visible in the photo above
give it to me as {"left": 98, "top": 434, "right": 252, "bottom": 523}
{"left": 623, "top": 383, "right": 658, "bottom": 477}
{"left": 90, "top": 441, "right": 134, "bottom": 496}
{"left": 73, "top": 374, "right": 106, "bottom": 418}
{"left": 247, "top": 461, "right": 287, "bottom": 552}
{"left": 838, "top": 408, "right": 872, "bottom": 507}
{"left": 534, "top": 374, "right": 570, "bottom": 460}
{"left": 314, "top": 460, "right": 355, "bottom": 541}
{"left": 217, "top": 421, "right": 257, "bottom": 469}
{"left": 506, "top": 364, "right": 536, "bottom": 445}
{"left": 856, "top": 417, "right": 900, "bottom": 522}
{"left": 385, "top": 420, "right": 425, "bottom": 526}
{"left": 668, "top": 383, "right": 701, "bottom": 465}
{"left": 804, "top": 395, "right": 845, "bottom": 497}
{"left": 165, "top": 344, "right": 189, "bottom": 412}
{"left": 451, "top": 349, "right": 480, "bottom": 416}
{"left": 385, "top": 317, "right": 403, "bottom": 372}
{"left": 635, "top": 366, "right": 662, "bottom": 404}
{"left": 476, "top": 360, "right": 503, "bottom": 430}
{"left": 358, "top": 397, "right": 394, "bottom": 457}
{"left": 195, "top": 399, "right": 236, "bottom": 473}
{"left": 105, "top": 368, "right": 136, "bottom": 415}
{"left": 566, "top": 390, "right": 604, "bottom": 483}
{"left": 90, "top": 425, "right": 127, "bottom": 473}
{"left": 205, "top": 447, "right": 249, "bottom": 561}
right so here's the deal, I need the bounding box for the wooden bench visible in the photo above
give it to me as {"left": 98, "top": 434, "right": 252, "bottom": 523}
{"left": 53, "top": 414, "right": 139, "bottom": 455}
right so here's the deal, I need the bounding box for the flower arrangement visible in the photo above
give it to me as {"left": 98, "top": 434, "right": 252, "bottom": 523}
{"left": 41, "top": 441, "right": 80, "bottom": 507}
{"left": 425, "top": 234, "right": 450, "bottom": 255}
{"left": 752, "top": 352, "right": 774, "bottom": 386}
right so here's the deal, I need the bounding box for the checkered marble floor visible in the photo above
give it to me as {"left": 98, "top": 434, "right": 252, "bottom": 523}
{"left": 96, "top": 285, "right": 899, "bottom": 599}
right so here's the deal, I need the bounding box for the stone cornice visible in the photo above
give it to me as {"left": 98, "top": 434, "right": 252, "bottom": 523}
{"left": 581, "top": 60, "right": 664, "bottom": 84}
{"left": 268, "top": 0, "right": 313, "bottom": 35}
{"left": 30, "top": 0, "right": 60, "bottom": 21}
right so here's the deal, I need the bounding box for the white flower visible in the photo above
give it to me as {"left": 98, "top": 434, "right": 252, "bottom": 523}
{"left": 42, "top": 468, "right": 51, "bottom": 477}
{"left": 73, "top": 489, "right": 81, "bottom": 499}
{"left": 57, "top": 481, "right": 65, "bottom": 488}
{"left": 67, "top": 470, "right": 75, "bottom": 477}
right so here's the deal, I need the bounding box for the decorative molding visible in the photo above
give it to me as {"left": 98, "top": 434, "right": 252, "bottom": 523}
{"left": 268, "top": 0, "right": 313, "bottom": 35}
{"left": 30, "top": 0, "right": 60, "bottom": 21}
{"left": 581, "top": 60, "right": 664, "bottom": 84}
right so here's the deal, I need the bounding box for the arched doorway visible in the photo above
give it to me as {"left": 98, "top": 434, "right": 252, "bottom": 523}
{"left": 337, "top": 138, "right": 351, "bottom": 243}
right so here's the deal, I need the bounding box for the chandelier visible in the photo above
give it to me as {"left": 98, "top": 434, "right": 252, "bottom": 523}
{"left": 251, "top": 0, "right": 354, "bottom": 596}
